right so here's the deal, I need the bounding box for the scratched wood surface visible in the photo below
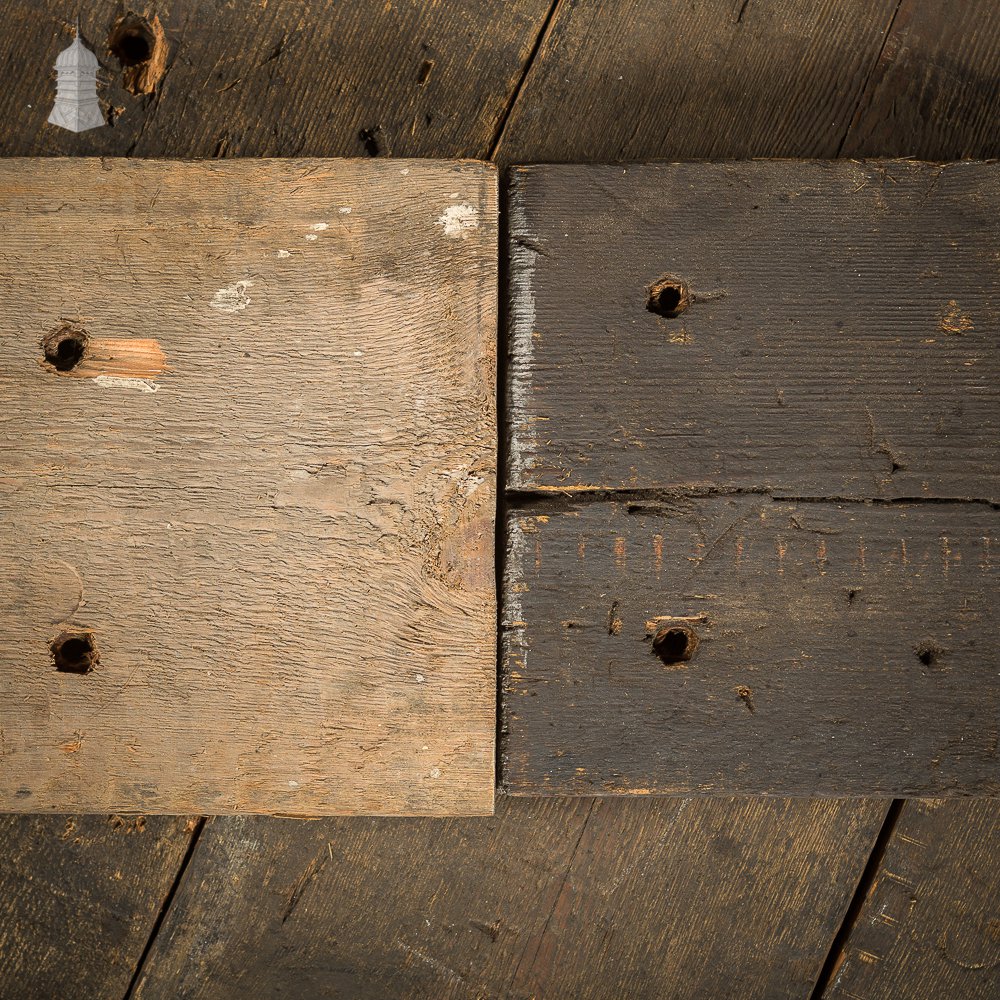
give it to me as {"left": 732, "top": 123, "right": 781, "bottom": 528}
{"left": 502, "top": 498, "right": 998, "bottom": 796}
{"left": 0, "top": 813, "right": 195, "bottom": 1000}
{"left": 828, "top": 799, "right": 1000, "bottom": 999}
{"left": 506, "top": 160, "right": 999, "bottom": 498}
{"left": 0, "top": 158, "right": 497, "bottom": 816}
{"left": 131, "top": 796, "right": 887, "bottom": 1000}
{"left": 0, "top": 0, "right": 553, "bottom": 159}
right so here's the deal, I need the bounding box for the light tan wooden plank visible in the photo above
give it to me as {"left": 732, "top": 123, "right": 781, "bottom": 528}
{"left": 0, "top": 158, "right": 497, "bottom": 816}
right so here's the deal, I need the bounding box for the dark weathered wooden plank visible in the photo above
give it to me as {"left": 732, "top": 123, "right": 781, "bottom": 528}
{"left": 131, "top": 796, "right": 886, "bottom": 1000}
{"left": 507, "top": 159, "right": 999, "bottom": 499}
{"left": 0, "top": 158, "right": 497, "bottom": 816}
{"left": 842, "top": 0, "right": 1000, "bottom": 159}
{"left": 0, "top": 813, "right": 195, "bottom": 1000}
{"left": 502, "top": 498, "right": 998, "bottom": 795}
{"left": 0, "top": 1, "right": 552, "bottom": 159}
{"left": 496, "top": 0, "right": 901, "bottom": 166}
{"left": 826, "top": 799, "right": 999, "bottom": 999}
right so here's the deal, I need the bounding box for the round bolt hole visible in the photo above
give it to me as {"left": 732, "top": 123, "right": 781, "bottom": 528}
{"left": 110, "top": 19, "right": 154, "bottom": 66}
{"left": 652, "top": 624, "right": 699, "bottom": 665}
{"left": 50, "top": 630, "right": 99, "bottom": 674}
{"left": 42, "top": 324, "right": 89, "bottom": 372}
{"left": 647, "top": 276, "right": 691, "bottom": 318}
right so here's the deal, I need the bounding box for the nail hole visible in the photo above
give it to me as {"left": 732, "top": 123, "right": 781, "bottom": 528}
{"left": 50, "top": 630, "right": 99, "bottom": 674}
{"left": 109, "top": 16, "right": 154, "bottom": 66}
{"left": 417, "top": 59, "right": 434, "bottom": 85}
{"left": 42, "top": 324, "right": 89, "bottom": 372}
{"left": 359, "top": 126, "right": 382, "bottom": 157}
{"left": 647, "top": 276, "right": 691, "bottom": 318}
{"left": 652, "top": 624, "right": 698, "bottom": 665}
{"left": 914, "top": 639, "right": 944, "bottom": 667}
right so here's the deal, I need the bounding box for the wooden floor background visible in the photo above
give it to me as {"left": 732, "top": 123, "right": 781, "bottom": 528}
{"left": 1, "top": 2, "right": 998, "bottom": 997}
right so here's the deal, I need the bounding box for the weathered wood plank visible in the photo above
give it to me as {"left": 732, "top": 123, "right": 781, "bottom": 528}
{"left": 0, "top": 0, "right": 553, "bottom": 159}
{"left": 507, "top": 159, "right": 999, "bottom": 499}
{"left": 496, "top": 0, "right": 902, "bottom": 165}
{"left": 0, "top": 813, "right": 195, "bottom": 1000}
{"left": 502, "top": 498, "right": 998, "bottom": 795}
{"left": 131, "top": 796, "right": 887, "bottom": 1000}
{"left": 842, "top": 0, "right": 1000, "bottom": 159}
{"left": 0, "top": 158, "right": 497, "bottom": 816}
{"left": 827, "top": 799, "right": 999, "bottom": 999}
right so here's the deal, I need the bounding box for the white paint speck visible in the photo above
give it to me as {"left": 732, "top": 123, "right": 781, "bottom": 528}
{"left": 416, "top": 673, "right": 425, "bottom": 684}
{"left": 276, "top": 249, "right": 291, "bottom": 258}
{"left": 400, "top": 168, "right": 410, "bottom": 176}
{"left": 436, "top": 203, "right": 479, "bottom": 238}
{"left": 288, "top": 780, "right": 299, "bottom": 788}
{"left": 429, "top": 768, "right": 441, "bottom": 779}
{"left": 353, "top": 350, "right": 363, "bottom": 357}
{"left": 211, "top": 280, "right": 253, "bottom": 313}
{"left": 92, "top": 375, "right": 159, "bottom": 393}
{"left": 449, "top": 192, "right": 459, "bottom": 198}
{"left": 338, "top": 207, "right": 352, "bottom": 214}
{"left": 309, "top": 222, "right": 329, "bottom": 231}
{"left": 304, "top": 233, "right": 318, "bottom": 241}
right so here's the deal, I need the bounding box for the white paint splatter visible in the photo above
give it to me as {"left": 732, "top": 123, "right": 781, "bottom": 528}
{"left": 304, "top": 233, "right": 318, "bottom": 241}
{"left": 436, "top": 203, "right": 478, "bottom": 238}
{"left": 400, "top": 168, "right": 410, "bottom": 176}
{"left": 92, "top": 375, "right": 159, "bottom": 393}
{"left": 429, "top": 768, "right": 441, "bottom": 779}
{"left": 353, "top": 350, "right": 363, "bottom": 357}
{"left": 309, "top": 222, "right": 329, "bottom": 231}
{"left": 338, "top": 207, "right": 352, "bottom": 214}
{"left": 276, "top": 249, "right": 291, "bottom": 258}
{"left": 416, "top": 673, "right": 425, "bottom": 684}
{"left": 211, "top": 280, "right": 253, "bottom": 313}
{"left": 507, "top": 194, "right": 537, "bottom": 485}
{"left": 505, "top": 517, "right": 528, "bottom": 677}
{"left": 288, "top": 780, "right": 299, "bottom": 788}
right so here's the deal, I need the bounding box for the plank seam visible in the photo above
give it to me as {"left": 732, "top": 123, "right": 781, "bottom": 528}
{"left": 836, "top": 0, "right": 905, "bottom": 156}
{"left": 487, "top": 0, "right": 563, "bottom": 160}
{"left": 809, "top": 799, "right": 906, "bottom": 999}
{"left": 122, "top": 816, "right": 207, "bottom": 1000}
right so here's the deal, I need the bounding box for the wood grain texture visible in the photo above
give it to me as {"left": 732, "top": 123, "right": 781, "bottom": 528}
{"left": 827, "top": 799, "right": 1000, "bottom": 999}
{"left": 0, "top": 813, "right": 195, "bottom": 1000}
{"left": 502, "top": 498, "right": 998, "bottom": 796}
{"left": 131, "top": 796, "right": 887, "bottom": 1000}
{"left": 842, "top": 0, "right": 1000, "bottom": 159}
{"left": 0, "top": 0, "right": 553, "bottom": 159}
{"left": 496, "top": 0, "right": 902, "bottom": 166}
{"left": 506, "top": 159, "right": 1000, "bottom": 499}
{"left": 0, "top": 158, "right": 497, "bottom": 816}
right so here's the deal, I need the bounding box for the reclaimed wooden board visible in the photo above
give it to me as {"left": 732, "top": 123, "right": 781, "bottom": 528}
{"left": 497, "top": 0, "right": 904, "bottom": 165}
{"left": 129, "top": 796, "right": 887, "bottom": 1000}
{"left": 507, "top": 159, "right": 999, "bottom": 499}
{"left": 501, "top": 499, "right": 998, "bottom": 795}
{"left": 503, "top": 159, "right": 999, "bottom": 795}
{"left": 0, "top": 0, "right": 553, "bottom": 159}
{"left": 0, "top": 813, "right": 196, "bottom": 999}
{"left": 0, "top": 158, "right": 497, "bottom": 816}
{"left": 827, "top": 799, "right": 1000, "bottom": 999}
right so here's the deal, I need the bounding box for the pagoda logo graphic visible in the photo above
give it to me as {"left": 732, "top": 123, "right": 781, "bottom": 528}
{"left": 48, "top": 28, "right": 104, "bottom": 133}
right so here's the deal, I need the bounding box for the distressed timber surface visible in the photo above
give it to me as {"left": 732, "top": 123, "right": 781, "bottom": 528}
{"left": 503, "top": 160, "right": 999, "bottom": 796}
{"left": 0, "top": 158, "right": 497, "bottom": 816}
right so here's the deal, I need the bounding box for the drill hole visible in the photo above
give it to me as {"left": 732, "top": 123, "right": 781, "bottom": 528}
{"left": 652, "top": 625, "right": 699, "bottom": 665}
{"left": 42, "top": 325, "right": 89, "bottom": 372}
{"left": 647, "top": 276, "right": 691, "bottom": 318}
{"left": 109, "top": 17, "right": 154, "bottom": 66}
{"left": 50, "top": 631, "right": 99, "bottom": 674}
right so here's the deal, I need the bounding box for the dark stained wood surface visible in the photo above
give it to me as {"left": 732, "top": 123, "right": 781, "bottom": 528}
{"left": 506, "top": 159, "right": 999, "bottom": 499}
{"left": 827, "top": 799, "right": 1000, "bottom": 999}
{"left": 497, "top": 0, "right": 902, "bottom": 164}
{"left": 0, "top": 814, "right": 196, "bottom": 1000}
{"left": 132, "top": 796, "right": 887, "bottom": 1000}
{"left": 502, "top": 498, "right": 998, "bottom": 796}
{"left": 0, "top": 0, "right": 553, "bottom": 159}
